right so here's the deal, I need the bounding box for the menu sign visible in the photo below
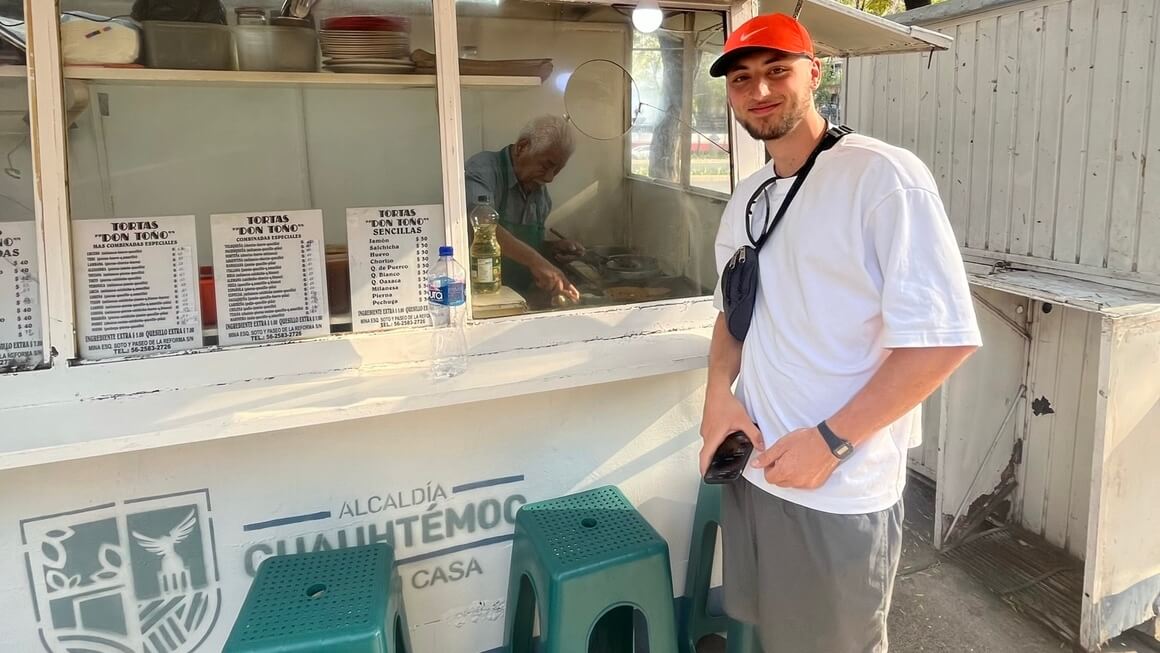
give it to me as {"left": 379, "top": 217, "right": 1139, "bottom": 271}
{"left": 74, "top": 216, "right": 201, "bottom": 360}
{"left": 211, "top": 209, "right": 329, "bottom": 346}
{"left": 0, "top": 221, "right": 42, "bottom": 369}
{"left": 346, "top": 204, "right": 443, "bottom": 332}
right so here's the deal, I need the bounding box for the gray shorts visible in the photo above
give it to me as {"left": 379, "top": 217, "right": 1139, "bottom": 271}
{"left": 721, "top": 479, "right": 903, "bottom": 653}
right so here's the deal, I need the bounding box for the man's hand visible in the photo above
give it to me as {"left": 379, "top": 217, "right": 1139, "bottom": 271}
{"left": 530, "top": 260, "right": 580, "bottom": 301}
{"left": 547, "top": 239, "right": 586, "bottom": 260}
{"left": 699, "top": 387, "right": 764, "bottom": 476}
{"left": 752, "top": 426, "right": 839, "bottom": 489}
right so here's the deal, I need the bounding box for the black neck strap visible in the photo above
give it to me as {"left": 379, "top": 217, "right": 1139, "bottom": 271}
{"left": 745, "top": 124, "right": 853, "bottom": 249}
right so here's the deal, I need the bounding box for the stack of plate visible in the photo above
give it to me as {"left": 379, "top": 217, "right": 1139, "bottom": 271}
{"left": 319, "top": 15, "right": 414, "bottom": 73}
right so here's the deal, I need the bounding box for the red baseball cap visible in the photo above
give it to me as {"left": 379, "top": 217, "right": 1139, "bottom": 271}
{"left": 709, "top": 13, "right": 814, "bottom": 78}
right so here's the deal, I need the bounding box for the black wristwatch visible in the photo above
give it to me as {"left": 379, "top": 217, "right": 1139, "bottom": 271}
{"left": 817, "top": 420, "right": 854, "bottom": 461}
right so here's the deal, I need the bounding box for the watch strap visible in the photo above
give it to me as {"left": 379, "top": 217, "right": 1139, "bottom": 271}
{"left": 817, "top": 420, "right": 854, "bottom": 460}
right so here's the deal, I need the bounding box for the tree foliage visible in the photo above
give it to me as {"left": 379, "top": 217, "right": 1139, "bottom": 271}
{"left": 834, "top": 0, "right": 943, "bottom": 15}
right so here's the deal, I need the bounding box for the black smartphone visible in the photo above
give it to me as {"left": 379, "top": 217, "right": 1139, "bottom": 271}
{"left": 704, "top": 431, "right": 754, "bottom": 484}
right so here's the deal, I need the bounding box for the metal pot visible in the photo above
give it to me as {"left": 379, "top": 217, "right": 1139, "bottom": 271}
{"left": 603, "top": 254, "right": 659, "bottom": 281}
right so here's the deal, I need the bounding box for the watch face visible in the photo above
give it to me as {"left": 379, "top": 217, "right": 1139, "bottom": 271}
{"left": 834, "top": 442, "right": 853, "bottom": 459}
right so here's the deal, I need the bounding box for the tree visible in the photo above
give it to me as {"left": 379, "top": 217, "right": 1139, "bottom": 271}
{"left": 835, "top": 0, "right": 942, "bottom": 15}
{"left": 836, "top": 0, "right": 902, "bottom": 15}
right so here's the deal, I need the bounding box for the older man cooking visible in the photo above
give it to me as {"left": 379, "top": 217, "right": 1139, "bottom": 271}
{"left": 465, "top": 114, "right": 582, "bottom": 302}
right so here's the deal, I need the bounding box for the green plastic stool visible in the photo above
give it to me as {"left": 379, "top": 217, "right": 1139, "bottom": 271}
{"left": 224, "top": 543, "right": 412, "bottom": 653}
{"left": 679, "top": 482, "right": 763, "bottom": 653}
{"left": 503, "top": 486, "right": 679, "bottom": 653}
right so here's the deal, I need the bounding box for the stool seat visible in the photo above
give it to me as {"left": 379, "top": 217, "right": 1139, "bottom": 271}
{"left": 519, "top": 486, "right": 668, "bottom": 575}
{"left": 224, "top": 544, "right": 411, "bottom": 653}
{"left": 504, "top": 486, "right": 679, "bottom": 653}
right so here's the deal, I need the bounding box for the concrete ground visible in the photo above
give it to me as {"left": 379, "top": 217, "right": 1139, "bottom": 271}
{"left": 696, "top": 479, "right": 1160, "bottom": 653}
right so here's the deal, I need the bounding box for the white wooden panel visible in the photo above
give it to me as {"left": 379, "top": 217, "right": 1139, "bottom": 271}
{"left": 1082, "top": 312, "right": 1160, "bottom": 649}
{"left": 916, "top": 49, "right": 937, "bottom": 174}
{"left": 886, "top": 54, "right": 904, "bottom": 146}
{"left": 1008, "top": 5, "right": 1044, "bottom": 257}
{"left": 1065, "top": 311, "right": 1099, "bottom": 559}
{"left": 1106, "top": 0, "right": 1154, "bottom": 274}
{"left": 933, "top": 32, "right": 955, "bottom": 205}
{"left": 910, "top": 388, "right": 941, "bottom": 480}
{"left": 873, "top": 56, "right": 891, "bottom": 139}
{"left": 843, "top": 56, "right": 859, "bottom": 127}
{"left": 1017, "top": 302, "right": 1101, "bottom": 557}
{"left": 843, "top": 0, "right": 1160, "bottom": 289}
{"left": 899, "top": 52, "right": 919, "bottom": 155}
{"left": 1053, "top": 0, "right": 1096, "bottom": 264}
{"left": 950, "top": 21, "right": 977, "bottom": 245}
{"left": 966, "top": 17, "right": 996, "bottom": 251}
{"left": 987, "top": 12, "right": 1019, "bottom": 254}
{"left": 1131, "top": 2, "right": 1160, "bottom": 278}
{"left": 1078, "top": 0, "right": 1124, "bottom": 269}
{"left": 1019, "top": 300, "right": 1062, "bottom": 537}
{"left": 936, "top": 287, "right": 1028, "bottom": 546}
{"left": 1033, "top": 2, "right": 1070, "bottom": 261}
{"left": 845, "top": 56, "right": 865, "bottom": 129}
{"left": 1041, "top": 307, "right": 1092, "bottom": 548}
{"left": 860, "top": 55, "right": 875, "bottom": 131}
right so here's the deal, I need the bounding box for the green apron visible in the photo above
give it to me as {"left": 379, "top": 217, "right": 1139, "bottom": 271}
{"left": 495, "top": 152, "right": 546, "bottom": 294}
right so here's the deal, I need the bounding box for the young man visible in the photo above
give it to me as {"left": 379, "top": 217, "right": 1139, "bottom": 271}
{"left": 701, "top": 13, "right": 982, "bottom": 652}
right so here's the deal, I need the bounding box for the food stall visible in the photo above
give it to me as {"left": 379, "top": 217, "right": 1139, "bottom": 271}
{"left": 0, "top": 0, "right": 946, "bottom": 650}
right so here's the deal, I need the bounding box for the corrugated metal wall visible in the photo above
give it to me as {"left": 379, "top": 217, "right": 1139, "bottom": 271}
{"left": 845, "top": 0, "right": 1160, "bottom": 290}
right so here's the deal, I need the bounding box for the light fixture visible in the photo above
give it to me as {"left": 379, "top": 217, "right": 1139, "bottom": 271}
{"left": 632, "top": 0, "right": 663, "bottom": 33}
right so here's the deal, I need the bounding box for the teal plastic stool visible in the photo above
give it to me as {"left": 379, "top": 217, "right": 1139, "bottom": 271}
{"left": 224, "top": 543, "right": 412, "bottom": 653}
{"left": 503, "top": 486, "right": 679, "bottom": 653}
{"left": 679, "top": 482, "right": 763, "bottom": 653}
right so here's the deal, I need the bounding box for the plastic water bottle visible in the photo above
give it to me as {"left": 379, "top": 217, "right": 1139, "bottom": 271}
{"left": 427, "top": 245, "right": 467, "bottom": 378}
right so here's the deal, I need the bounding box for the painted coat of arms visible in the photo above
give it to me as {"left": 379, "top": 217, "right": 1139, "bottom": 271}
{"left": 20, "top": 489, "right": 221, "bottom": 653}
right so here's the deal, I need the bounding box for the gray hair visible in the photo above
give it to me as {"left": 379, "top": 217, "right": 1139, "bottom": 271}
{"left": 517, "top": 115, "right": 575, "bottom": 156}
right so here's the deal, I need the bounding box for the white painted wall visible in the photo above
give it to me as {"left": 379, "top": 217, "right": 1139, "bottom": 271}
{"left": 1083, "top": 310, "right": 1160, "bottom": 648}
{"left": 0, "top": 370, "right": 712, "bottom": 653}
{"left": 845, "top": 0, "right": 1160, "bottom": 290}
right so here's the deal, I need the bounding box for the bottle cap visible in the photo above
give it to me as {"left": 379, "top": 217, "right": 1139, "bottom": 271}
{"left": 439, "top": 245, "right": 454, "bottom": 256}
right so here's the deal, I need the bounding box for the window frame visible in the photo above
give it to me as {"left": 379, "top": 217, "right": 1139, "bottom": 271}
{"left": 624, "top": 8, "right": 734, "bottom": 201}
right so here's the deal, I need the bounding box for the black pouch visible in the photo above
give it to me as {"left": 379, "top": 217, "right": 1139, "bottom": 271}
{"left": 720, "top": 125, "right": 853, "bottom": 342}
{"left": 722, "top": 245, "right": 760, "bottom": 341}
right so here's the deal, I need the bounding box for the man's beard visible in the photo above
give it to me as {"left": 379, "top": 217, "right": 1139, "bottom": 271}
{"left": 738, "top": 91, "right": 809, "bottom": 141}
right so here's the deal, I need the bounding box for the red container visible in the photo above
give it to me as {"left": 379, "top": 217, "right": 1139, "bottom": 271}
{"left": 199, "top": 266, "right": 216, "bottom": 328}
{"left": 320, "top": 15, "right": 410, "bottom": 32}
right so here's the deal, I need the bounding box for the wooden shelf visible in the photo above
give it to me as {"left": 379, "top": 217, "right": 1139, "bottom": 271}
{"left": 0, "top": 65, "right": 541, "bottom": 88}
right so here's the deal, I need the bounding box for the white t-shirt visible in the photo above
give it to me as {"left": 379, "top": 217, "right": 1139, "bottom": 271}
{"left": 712, "top": 132, "right": 982, "bottom": 515}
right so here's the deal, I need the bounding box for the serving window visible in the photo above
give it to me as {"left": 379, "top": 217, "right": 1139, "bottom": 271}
{"left": 57, "top": 0, "right": 450, "bottom": 360}
{"left": 1, "top": 0, "right": 738, "bottom": 367}
{"left": 456, "top": 1, "right": 731, "bottom": 318}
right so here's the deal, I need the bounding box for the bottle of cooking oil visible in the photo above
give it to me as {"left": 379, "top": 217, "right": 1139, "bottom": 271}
{"left": 469, "top": 195, "right": 502, "bottom": 294}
